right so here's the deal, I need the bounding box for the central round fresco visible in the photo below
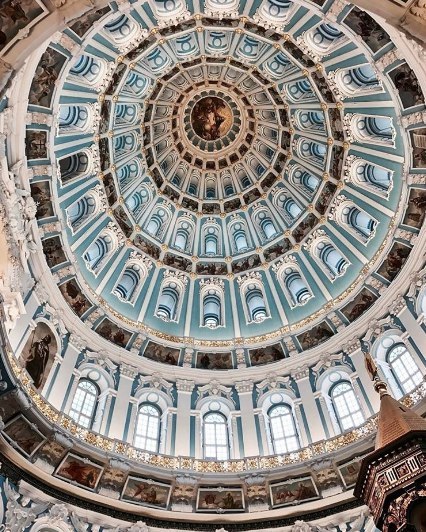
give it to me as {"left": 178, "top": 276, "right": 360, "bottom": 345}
{"left": 191, "top": 96, "right": 233, "bottom": 141}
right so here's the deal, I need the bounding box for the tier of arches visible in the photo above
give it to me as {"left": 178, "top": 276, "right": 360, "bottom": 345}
{"left": 60, "top": 331, "right": 425, "bottom": 460}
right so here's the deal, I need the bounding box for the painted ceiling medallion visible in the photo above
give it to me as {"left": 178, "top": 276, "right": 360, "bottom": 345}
{"left": 191, "top": 96, "right": 233, "bottom": 141}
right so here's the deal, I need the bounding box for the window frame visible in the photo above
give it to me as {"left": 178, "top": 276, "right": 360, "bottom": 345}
{"left": 386, "top": 343, "right": 423, "bottom": 394}
{"left": 267, "top": 403, "right": 300, "bottom": 455}
{"left": 68, "top": 378, "right": 100, "bottom": 429}
{"left": 202, "top": 411, "right": 230, "bottom": 461}
{"left": 133, "top": 402, "right": 162, "bottom": 453}
{"left": 329, "top": 380, "right": 364, "bottom": 432}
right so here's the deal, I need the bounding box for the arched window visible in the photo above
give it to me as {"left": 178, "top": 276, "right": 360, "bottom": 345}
{"left": 122, "top": 71, "right": 149, "bottom": 97}
{"left": 157, "top": 285, "right": 179, "bottom": 320}
{"left": 230, "top": 221, "right": 250, "bottom": 253}
{"left": 69, "top": 380, "right": 99, "bottom": 429}
{"left": 103, "top": 14, "right": 139, "bottom": 49}
{"left": 84, "top": 231, "right": 116, "bottom": 274}
{"left": 156, "top": 279, "right": 183, "bottom": 321}
{"left": 114, "top": 132, "right": 138, "bottom": 159}
{"left": 58, "top": 104, "right": 91, "bottom": 135}
{"left": 203, "top": 411, "right": 229, "bottom": 460}
{"left": 244, "top": 283, "right": 268, "bottom": 322}
{"left": 387, "top": 344, "right": 423, "bottom": 394}
{"left": 269, "top": 404, "right": 300, "bottom": 454}
{"left": 202, "top": 288, "right": 223, "bottom": 327}
{"left": 305, "top": 22, "right": 346, "bottom": 56}
{"left": 174, "top": 228, "right": 188, "bottom": 251}
{"left": 58, "top": 150, "right": 91, "bottom": 184}
{"left": 348, "top": 114, "right": 395, "bottom": 147}
{"left": 223, "top": 175, "right": 234, "bottom": 196}
{"left": 349, "top": 157, "right": 392, "bottom": 195}
{"left": 69, "top": 54, "right": 106, "bottom": 87}
{"left": 295, "top": 139, "right": 327, "bottom": 169}
{"left": 126, "top": 188, "right": 151, "bottom": 219}
{"left": 173, "top": 218, "right": 194, "bottom": 253}
{"left": 67, "top": 192, "right": 98, "bottom": 232}
{"left": 205, "top": 231, "right": 218, "bottom": 255}
{"left": 334, "top": 65, "right": 381, "bottom": 97}
{"left": 341, "top": 205, "right": 377, "bottom": 242}
{"left": 282, "top": 268, "right": 312, "bottom": 306}
{"left": 205, "top": 178, "right": 216, "bottom": 199}
{"left": 114, "top": 104, "right": 139, "bottom": 128}
{"left": 256, "top": 0, "right": 295, "bottom": 26}
{"left": 283, "top": 79, "right": 316, "bottom": 103}
{"left": 133, "top": 404, "right": 161, "bottom": 452}
{"left": 254, "top": 209, "right": 278, "bottom": 241}
{"left": 314, "top": 241, "right": 348, "bottom": 279}
{"left": 330, "top": 381, "right": 364, "bottom": 431}
{"left": 275, "top": 191, "right": 303, "bottom": 223}
{"left": 117, "top": 159, "right": 143, "bottom": 188}
{"left": 113, "top": 263, "right": 146, "bottom": 304}
{"left": 294, "top": 110, "right": 325, "bottom": 132}
{"left": 145, "top": 206, "right": 170, "bottom": 240}
{"left": 187, "top": 170, "right": 201, "bottom": 196}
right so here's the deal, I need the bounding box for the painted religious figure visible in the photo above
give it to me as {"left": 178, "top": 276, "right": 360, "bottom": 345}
{"left": 191, "top": 97, "right": 233, "bottom": 141}
{"left": 196, "top": 488, "right": 245, "bottom": 512}
{"left": 270, "top": 476, "right": 319, "bottom": 508}
{"left": 3, "top": 415, "right": 45, "bottom": 457}
{"left": 20, "top": 322, "right": 57, "bottom": 390}
{"left": 338, "top": 459, "right": 362, "bottom": 488}
{"left": 0, "top": 0, "right": 47, "bottom": 54}
{"left": 144, "top": 342, "right": 180, "bottom": 365}
{"left": 249, "top": 343, "right": 284, "bottom": 366}
{"left": 55, "top": 453, "right": 103, "bottom": 490}
{"left": 121, "top": 477, "right": 171, "bottom": 508}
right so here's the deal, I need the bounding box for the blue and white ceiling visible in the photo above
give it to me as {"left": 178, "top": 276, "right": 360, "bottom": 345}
{"left": 27, "top": 0, "right": 426, "bottom": 362}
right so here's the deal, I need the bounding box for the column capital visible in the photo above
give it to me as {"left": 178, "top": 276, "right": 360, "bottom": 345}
{"left": 291, "top": 365, "right": 310, "bottom": 381}
{"left": 342, "top": 338, "right": 361, "bottom": 356}
{"left": 176, "top": 379, "right": 195, "bottom": 393}
{"left": 120, "top": 363, "right": 139, "bottom": 379}
{"left": 235, "top": 380, "right": 254, "bottom": 394}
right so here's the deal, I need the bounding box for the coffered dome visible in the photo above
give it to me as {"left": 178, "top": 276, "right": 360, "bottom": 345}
{"left": 0, "top": 0, "right": 426, "bottom": 528}
{"left": 38, "top": 0, "right": 417, "bottom": 360}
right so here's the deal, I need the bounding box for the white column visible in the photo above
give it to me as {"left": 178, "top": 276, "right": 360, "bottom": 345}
{"left": 174, "top": 379, "right": 195, "bottom": 456}
{"left": 294, "top": 401, "right": 309, "bottom": 447}
{"left": 235, "top": 381, "right": 260, "bottom": 457}
{"left": 347, "top": 347, "right": 380, "bottom": 413}
{"left": 164, "top": 408, "right": 175, "bottom": 455}
{"left": 231, "top": 415, "right": 240, "bottom": 459}
{"left": 46, "top": 334, "right": 84, "bottom": 410}
{"left": 316, "top": 393, "right": 338, "bottom": 437}
{"left": 194, "top": 414, "right": 202, "bottom": 458}
{"left": 99, "top": 391, "right": 115, "bottom": 435}
{"left": 93, "top": 389, "right": 114, "bottom": 433}
{"left": 292, "top": 366, "right": 327, "bottom": 442}
{"left": 352, "top": 377, "right": 371, "bottom": 419}
{"left": 126, "top": 400, "right": 139, "bottom": 444}
{"left": 108, "top": 363, "right": 138, "bottom": 440}
{"left": 255, "top": 410, "right": 270, "bottom": 455}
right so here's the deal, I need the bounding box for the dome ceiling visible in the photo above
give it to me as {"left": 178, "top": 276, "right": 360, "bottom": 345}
{"left": 26, "top": 0, "right": 423, "bottom": 364}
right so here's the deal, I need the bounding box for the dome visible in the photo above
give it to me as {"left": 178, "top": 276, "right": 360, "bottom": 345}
{"left": 47, "top": 6, "right": 406, "bottom": 353}
{"left": 25, "top": 0, "right": 415, "bottom": 361}
{"left": 0, "top": 0, "right": 425, "bottom": 530}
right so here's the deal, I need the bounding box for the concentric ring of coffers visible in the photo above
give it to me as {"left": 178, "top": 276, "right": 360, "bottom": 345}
{"left": 26, "top": 0, "right": 426, "bottom": 367}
